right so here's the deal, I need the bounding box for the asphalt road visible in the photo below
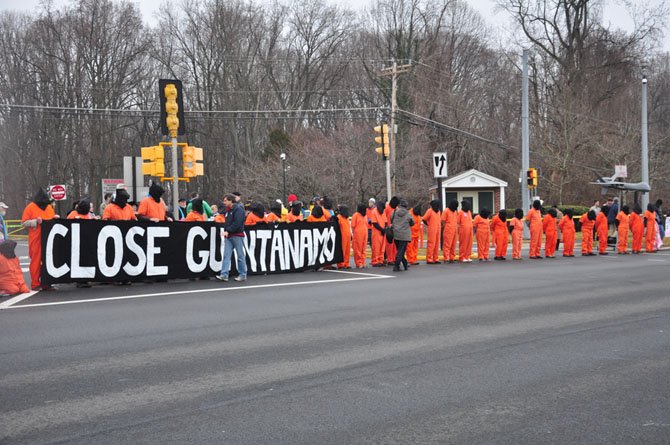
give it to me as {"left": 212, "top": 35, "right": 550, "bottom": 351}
{"left": 1, "top": 249, "right": 669, "bottom": 444}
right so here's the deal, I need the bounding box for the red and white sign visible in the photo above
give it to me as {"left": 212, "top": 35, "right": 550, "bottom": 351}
{"left": 614, "top": 165, "right": 627, "bottom": 179}
{"left": 49, "top": 184, "right": 67, "bottom": 201}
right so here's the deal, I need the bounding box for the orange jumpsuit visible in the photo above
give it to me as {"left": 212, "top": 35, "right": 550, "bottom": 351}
{"left": 527, "top": 208, "right": 542, "bottom": 258}
{"left": 644, "top": 210, "right": 656, "bottom": 252}
{"left": 214, "top": 214, "right": 226, "bottom": 223}
{"left": 629, "top": 212, "right": 644, "bottom": 253}
{"left": 579, "top": 214, "right": 595, "bottom": 255}
{"left": 337, "top": 214, "right": 352, "bottom": 269}
{"left": 384, "top": 204, "right": 397, "bottom": 264}
{"left": 185, "top": 211, "right": 207, "bottom": 222}
{"left": 510, "top": 217, "right": 524, "bottom": 259}
{"left": 458, "top": 210, "right": 473, "bottom": 261}
{"left": 559, "top": 215, "right": 575, "bottom": 256}
{"left": 0, "top": 254, "right": 29, "bottom": 295}
{"left": 138, "top": 197, "right": 166, "bottom": 221}
{"left": 246, "top": 213, "right": 267, "bottom": 225}
{"left": 350, "top": 212, "right": 368, "bottom": 268}
{"left": 473, "top": 215, "right": 490, "bottom": 260}
{"left": 265, "top": 213, "right": 281, "bottom": 223}
{"left": 543, "top": 214, "right": 558, "bottom": 257}
{"left": 306, "top": 214, "right": 328, "bottom": 222}
{"left": 66, "top": 211, "right": 92, "bottom": 220}
{"left": 407, "top": 209, "right": 421, "bottom": 264}
{"left": 490, "top": 215, "right": 508, "bottom": 258}
{"left": 21, "top": 202, "right": 55, "bottom": 289}
{"left": 595, "top": 211, "right": 608, "bottom": 254}
{"left": 369, "top": 208, "right": 387, "bottom": 266}
{"left": 616, "top": 211, "right": 629, "bottom": 253}
{"left": 102, "top": 204, "right": 137, "bottom": 221}
{"left": 284, "top": 213, "right": 303, "bottom": 223}
{"left": 441, "top": 208, "right": 459, "bottom": 262}
{"left": 423, "top": 208, "right": 441, "bottom": 263}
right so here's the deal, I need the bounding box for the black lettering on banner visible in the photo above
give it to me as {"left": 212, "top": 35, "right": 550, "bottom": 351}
{"left": 40, "top": 220, "right": 343, "bottom": 284}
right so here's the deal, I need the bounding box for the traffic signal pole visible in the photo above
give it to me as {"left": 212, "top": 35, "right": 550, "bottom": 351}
{"left": 521, "top": 49, "right": 530, "bottom": 238}
{"left": 164, "top": 83, "right": 181, "bottom": 216}
{"left": 171, "top": 137, "right": 179, "bottom": 215}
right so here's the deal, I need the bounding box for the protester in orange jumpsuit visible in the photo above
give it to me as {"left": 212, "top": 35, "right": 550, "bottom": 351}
{"left": 265, "top": 202, "right": 282, "bottom": 223}
{"left": 369, "top": 201, "right": 387, "bottom": 266}
{"left": 406, "top": 205, "right": 422, "bottom": 265}
{"left": 616, "top": 205, "right": 630, "bottom": 254}
{"left": 491, "top": 209, "right": 508, "bottom": 260}
{"left": 527, "top": 200, "right": 543, "bottom": 259}
{"left": 441, "top": 200, "right": 459, "bottom": 263}
{"left": 543, "top": 208, "right": 558, "bottom": 258}
{"left": 559, "top": 209, "right": 575, "bottom": 257}
{"left": 0, "top": 240, "right": 29, "bottom": 296}
{"left": 244, "top": 202, "right": 267, "bottom": 225}
{"left": 67, "top": 199, "right": 94, "bottom": 220}
{"left": 384, "top": 197, "right": 400, "bottom": 265}
{"left": 21, "top": 188, "right": 57, "bottom": 290}
{"left": 306, "top": 205, "right": 328, "bottom": 222}
{"left": 457, "top": 200, "right": 474, "bottom": 262}
{"left": 595, "top": 207, "right": 609, "bottom": 255}
{"left": 629, "top": 205, "right": 644, "bottom": 254}
{"left": 510, "top": 209, "right": 524, "bottom": 260}
{"left": 422, "top": 200, "right": 441, "bottom": 264}
{"left": 336, "top": 205, "right": 352, "bottom": 269}
{"left": 184, "top": 198, "right": 208, "bottom": 222}
{"left": 102, "top": 189, "right": 137, "bottom": 221}
{"left": 351, "top": 204, "right": 368, "bottom": 268}
{"left": 473, "top": 208, "right": 491, "bottom": 261}
{"left": 137, "top": 184, "right": 171, "bottom": 222}
{"left": 644, "top": 203, "right": 657, "bottom": 253}
{"left": 579, "top": 210, "right": 596, "bottom": 256}
{"left": 284, "top": 202, "right": 304, "bottom": 222}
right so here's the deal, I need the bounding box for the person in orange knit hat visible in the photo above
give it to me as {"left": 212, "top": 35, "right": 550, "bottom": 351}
{"left": 21, "top": 188, "right": 58, "bottom": 291}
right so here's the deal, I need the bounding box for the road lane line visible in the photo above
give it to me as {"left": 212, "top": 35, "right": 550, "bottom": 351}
{"left": 4, "top": 275, "right": 394, "bottom": 310}
{"left": 323, "top": 269, "right": 393, "bottom": 278}
{"left": 0, "top": 291, "right": 39, "bottom": 310}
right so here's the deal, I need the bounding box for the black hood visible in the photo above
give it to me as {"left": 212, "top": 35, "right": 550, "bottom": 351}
{"left": 588, "top": 209, "right": 596, "bottom": 220}
{"left": 389, "top": 196, "right": 400, "bottom": 209}
{"left": 479, "top": 208, "right": 491, "bottom": 219}
{"left": 461, "top": 200, "right": 471, "bottom": 213}
{"left": 357, "top": 203, "right": 366, "bottom": 216}
{"left": 376, "top": 202, "right": 386, "bottom": 214}
{"left": 33, "top": 188, "right": 51, "bottom": 210}
{"left": 251, "top": 203, "right": 265, "bottom": 218}
{"left": 498, "top": 209, "right": 507, "bottom": 222}
{"left": 149, "top": 184, "right": 164, "bottom": 203}
{"left": 548, "top": 208, "right": 557, "bottom": 218}
{"left": 430, "top": 200, "right": 440, "bottom": 213}
{"left": 191, "top": 198, "right": 204, "bottom": 214}
{"left": 311, "top": 205, "right": 324, "bottom": 219}
{"left": 291, "top": 202, "right": 303, "bottom": 216}
{"left": 448, "top": 200, "right": 459, "bottom": 212}
{"left": 113, "top": 189, "right": 130, "bottom": 208}
{"left": 532, "top": 200, "right": 541, "bottom": 210}
{"left": 514, "top": 208, "right": 524, "bottom": 220}
{"left": 0, "top": 240, "right": 17, "bottom": 259}
{"left": 76, "top": 199, "right": 91, "bottom": 215}
{"left": 412, "top": 204, "right": 422, "bottom": 216}
{"left": 338, "top": 205, "right": 350, "bottom": 219}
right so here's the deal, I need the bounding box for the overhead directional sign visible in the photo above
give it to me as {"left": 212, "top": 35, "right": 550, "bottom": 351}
{"left": 433, "top": 152, "right": 448, "bottom": 178}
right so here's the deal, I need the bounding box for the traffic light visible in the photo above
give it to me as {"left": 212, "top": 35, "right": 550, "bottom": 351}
{"left": 159, "top": 79, "right": 186, "bottom": 136}
{"left": 527, "top": 167, "right": 538, "bottom": 188}
{"left": 374, "top": 123, "right": 390, "bottom": 159}
{"left": 141, "top": 145, "right": 165, "bottom": 176}
{"left": 182, "top": 145, "right": 204, "bottom": 177}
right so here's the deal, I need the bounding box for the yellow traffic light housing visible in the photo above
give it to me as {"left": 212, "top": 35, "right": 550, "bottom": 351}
{"left": 374, "top": 123, "right": 390, "bottom": 159}
{"left": 527, "top": 168, "right": 538, "bottom": 188}
{"left": 141, "top": 145, "right": 165, "bottom": 176}
{"left": 182, "top": 145, "right": 204, "bottom": 177}
{"left": 159, "top": 79, "right": 186, "bottom": 136}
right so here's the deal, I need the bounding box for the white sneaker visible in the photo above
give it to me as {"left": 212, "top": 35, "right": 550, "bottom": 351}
{"left": 215, "top": 275, "right": 228, "bottom": 282}
{"left": 234, "top": 275, "right": 247, "bottom": 282}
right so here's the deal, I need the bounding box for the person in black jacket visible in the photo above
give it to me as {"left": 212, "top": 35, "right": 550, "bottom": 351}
{"left": 216, "top": 194, "right": 247, "bottom": 282}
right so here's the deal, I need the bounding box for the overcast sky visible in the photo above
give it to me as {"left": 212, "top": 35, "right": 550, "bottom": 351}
{"left": 2, "top": 0, "right": 669, "bottom": 51}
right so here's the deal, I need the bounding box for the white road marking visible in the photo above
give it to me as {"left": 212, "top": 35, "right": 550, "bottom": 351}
{"left": 19, "top": 256, "right": 29, "bottom": 260}
{"left": 21, "top": 268, "right": 29, "bottom": 272}
{"left": 0, "top": 291, "right": 39, "bottom": 310}
{"left": 323, "top": 269, "right": 394, "bottom": 278}
{"left": 4, "top": 275, "right": 394, "bottom": 310}
{"left": 647, "top": 259, "right": 665, "bottom": 262}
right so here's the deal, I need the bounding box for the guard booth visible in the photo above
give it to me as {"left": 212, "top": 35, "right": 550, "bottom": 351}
{"left": 429, "top": 169, "right": 508, "bottom": 214}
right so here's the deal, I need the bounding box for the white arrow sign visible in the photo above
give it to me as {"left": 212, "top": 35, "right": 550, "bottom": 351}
{"left": 433, "top": 152, "right": 448, "bottom": 178}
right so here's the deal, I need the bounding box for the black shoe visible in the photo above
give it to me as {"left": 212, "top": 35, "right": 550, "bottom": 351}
{"left": 392, "top": 266, "right": 400, "bottom": 271}
{"left": 599, "top": 252, "right": 608, "bottom": 255}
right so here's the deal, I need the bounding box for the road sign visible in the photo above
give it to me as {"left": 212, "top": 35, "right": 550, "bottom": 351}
{"left": 433, "top": 152, "right": 448, "bottom": 178}
{"left": 615, "top": 165, "right": 627, "bottom": 178}
{"left": 48, "top": 184, "right": 67, "bottom": 201}
{"left": 101, "top": 179, "right": 124, "bottom": 201}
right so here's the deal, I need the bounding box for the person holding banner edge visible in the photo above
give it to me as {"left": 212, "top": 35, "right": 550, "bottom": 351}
{"left": 217, "top": 194, "right": 247, "bottom": 282}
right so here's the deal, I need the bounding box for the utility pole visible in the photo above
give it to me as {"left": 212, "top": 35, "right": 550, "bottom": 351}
{"left": 641, "top": 71, "right": 650, "bottom": 210}
{"left": 521, "top": 49, "right": 530, "bottom": 238}
{"left": 380, "top": 59, "right": 411, "bottom": 198}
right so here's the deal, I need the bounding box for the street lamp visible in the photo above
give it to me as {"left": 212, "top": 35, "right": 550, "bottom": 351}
{"left": 280, "top": 153, "right": 287, "bottom": 201}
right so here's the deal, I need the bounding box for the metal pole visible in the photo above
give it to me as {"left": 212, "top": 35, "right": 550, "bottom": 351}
{"left": 521, "top": 49, "right": 531, "bottom": 238}
{"left": 171, "top": 137, "right": 179, "bottom": 215}
{"left": 282, "top": 159, "right": 287, "bottom": 201}
{"left": 641, "top": 74, "right": 650, "bottom": 210}
{"left": 131, "top": 156, "right": 137, "bottom": 204}
{"left": 390, "top": 59, "right": 397, "bottom": 197}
